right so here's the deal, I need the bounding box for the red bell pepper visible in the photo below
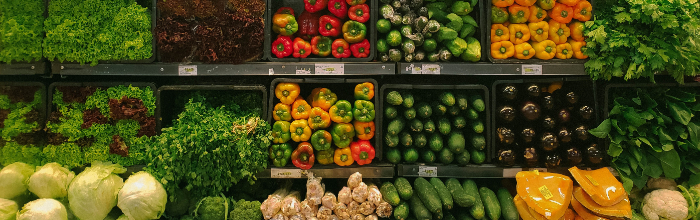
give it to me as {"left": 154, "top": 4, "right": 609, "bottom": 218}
{"left": 346, "top": 0, "right": 365, "bottom": 6}
{"left": 305, "top": 0, "right": 328, "bottom": 13}
{"left": 350, "top": 39, "right": 370, "bottom": 58}
{"left": 292, "top": 142, "right": 315, "bottom": 170}
{"left": 348, "top": 4, "right": 370, "bottom": 23}
{"left": 311, "top": 36, "right": 332, "bottom": 57}
{"left": 293, "top": 38, "right": 311, "bottom": 58}
{"left": 319, "top": 15, "right": 342, "bottom": 37}
{"left": 276, "top": 7, "right": 295, "bottom": 15}
{"left": 272, "top": 35, "right": 293, "bottom": 58}
{"left": 350, "top": 140, "right": 375, "bottom": 165}
{"left": 332, "top": 39, "right": 351, "bottom": 58}
{"left": 328, "top": 0, "right": 348, "bottom": 19}
{"left": 297, "top": 11, "right": 321, "bottom": 41}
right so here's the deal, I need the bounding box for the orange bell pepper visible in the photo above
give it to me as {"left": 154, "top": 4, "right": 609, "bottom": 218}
{"left": 273, "top": 103, "right": 293, "bottom": 121}
{"left": 548, "top": 20, "right": 570, "bottom": 44}
{"left": 275, "top": 83, "right": 300, "bottom": 105}
{"left": 515, "top": 0, "right": 536, "bottom": 6}
{"left": 549, "top": 4, "right": 573, "bottom": 23}
{"left": 491, "top": 24, "right": 510, "bottom": 43}
{"left": 529, "top": 5, "right": 547, "bottom": 23}
{"left": 515, "top": 43, "right": 535, "bottom": 59}
{"left": 508, "top": 4, "right": 530, "bottom": 24}
{"left": 558, "top": 0, "right": 579, "bottom": 7}
{"left": 533, "top": 40, "right": 557, "bottom": 60}
{"left": 292, "top": 98, "right": 312, "bottom": 120}
{"left": 493, "top": 0, "right": 515, "bottom": 8}
{"left": 509, "top": 24, "right": 531, "bottom": 44}
{"left": 354, "top": 121, "right": 375, "bottom": 140}
{"left": 569, "top": 21, "right": 585, "bottom": 41}
{"left": 491, "top": 41, "right": 515, "bottom": 59}
{"left": 308, "top": 88, "right": 338, "bottom": 111}
{"left": 529, "top": 21, "right": 549, "bottom": 42}
{"left": 354, "top": 82, "right": 374, "bottom": 100}
{"left": 555, "top": 43, "right": 573, "bottom": 59}
{"left": 574, "top": 0, "right": 592, "bottom": 21}
{"left": 308, "top": 107, "right": 331, "bottom": 129}
{"left": 568, "top": 40, "right": 588, "bottom": 59}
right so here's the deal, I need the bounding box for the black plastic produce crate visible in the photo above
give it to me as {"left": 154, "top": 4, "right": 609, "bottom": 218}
{"left": 0, "top": 82, "right": 47, "bottom": 145}
{"left": 264, "top": 0, "right": 377, "bottom": 62}
{"left": 268, "top": 78, "right": 382, "bottom": 163}
{"left": 379, "top": 84, "right": 491, "bottom": 165}
{"left": 491, "top": 77, "right": 603, "bottom": 168}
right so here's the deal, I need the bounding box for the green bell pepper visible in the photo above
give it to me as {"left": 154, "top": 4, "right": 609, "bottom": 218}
{"left": 437, "top": 27, "right": 458, "bottom": 42}
{"left": 311, "top": 130, "right": 332, "bottom": 151}
{"left": 331, "top": 123, "right": 355, "bottom": 148}
{"left": 353, "top": 100, "right": 376, "bottom": 122}
{"left": 491, "top": 6, "right": 509, "bottom": 24}
{"left": 269, "top": 143, "right": 293, "bottom": 167}
{"left": 342, "top": 20, "right": 367, "bottom": 43}
{"left": 272, "top": 121, "right": 291, "bottom": 144}
{"left": 316, "top": 148, "right": 335, "bottom": 165}
{"left": 330, "top": 100, "right": 354, "bottom": 123}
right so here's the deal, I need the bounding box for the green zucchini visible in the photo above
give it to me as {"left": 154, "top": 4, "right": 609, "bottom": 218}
{"left": 445, "top": 178, "right": 475, "bottom": 207}
{"left": 430, "top": 178, "right": 454, "bottom": 210}
{"left": 415, "top": 177, "right": 443, "bottom": 214}
{"left": 380, "top": 182, "right": 401, "bottom": 206}
{"left": 497, "top": 188, "right": 519, "bottom": 220}
{"left": 479, "top": 187, "right": 501, "bottom": 220}
{"left": 462, "top": 180, "right": 485, "bottom": 219}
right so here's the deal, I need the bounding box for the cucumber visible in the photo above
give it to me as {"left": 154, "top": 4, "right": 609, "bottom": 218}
{"left": 430, "top": 178, "right": 454, "bottom": 210}
{"left": 388, "top": 118, "right": 406, "bottom": 135}
{"left": 395, "top": 177, "right": 414, "bottom": 200}
{"left": 424, "top": 119, "right": 436, "bottom": 133}
{"left": 471, "top": 149, "right": 486, "bottom": 165}
{"left": 462, "top": 180, "right": 485, "bottom": 219}
{"left": 385, "top": 106, "right": 399, "bottom": 119}
{"left": 386, "top": 134, "right": 400, "bottom": 147}
{"left": 445, "top": 212, "right": 457, "bottom": 220}
{"left": 479, "top": 187, "right": 501, "bottom": 220}
{"left": 415, "top": 177, "right": 443, "bottom": 214}
{"left": 394, "top": 200, "right": 410, "bottom": 220}
{"left": 456, "top": 213, "right": 475, "bottom": 220}
{"left": 445, "top": 178, "right": 475, "bottom": 207}
{"left": 433, "top": 211, "right": 444, "bottom": 220}
{"left": 380, "top": 182, "right": 401, "bottom": 206}
{"left": 402, "top": 92, "right": 415, "bottom": 108}
{"left": 497, "top": 188, "right": 519, "bottom": 220}
{"left": 410, "top": 194, "right": 433, "bottom": 220}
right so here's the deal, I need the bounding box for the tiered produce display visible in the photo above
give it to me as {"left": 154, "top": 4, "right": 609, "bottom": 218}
{"left": 0, "top": 85, "right": 44, "bottom": 166}
{"left": 269, "top": 0, "right": 372, "bottom": 59}
{"left": 383, "top": 89, "right": 488, "bottom": 165}
{"left": 489, "top": 0, "right": 590, "bottom": 60}
{"left": 0, "top": 0, "right": 44, "bottom": 63}
{"left": 270, "top": 82, "right": 377, "bottom": 169}
{"left": 377, "top": 0, "right": 482, "bottom": 62}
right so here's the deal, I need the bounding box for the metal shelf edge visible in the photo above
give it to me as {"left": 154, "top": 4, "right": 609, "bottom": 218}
{"left": 398, "top": 62, "right": 587, "bottom": 75}
{"left": 396, "top": 164, "right": 616, "bottom": 178}
{"left": 257, "top": 164, "right": 396, "bottom": 179}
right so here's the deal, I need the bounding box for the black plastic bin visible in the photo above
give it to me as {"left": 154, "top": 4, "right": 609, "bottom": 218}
{"left": 491, "top": 77, "right": 602, "bottom": 168}
{"left": 0, "top": 82, "right": 47, "bottom": 146}
{"left": 379, "top": 84, "right": 491, "bottom": 164}
{"left": 265, "top": 0, "right": 377, "bottom": 62}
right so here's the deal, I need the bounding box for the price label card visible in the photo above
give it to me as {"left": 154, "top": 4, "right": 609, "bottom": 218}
{"left": 269, "top": 68, "right": 274, "bottom": 75}
{"left": 422, "top": 64, "right": 441, "bottom": 74}
{"left": 539, "top": 185, "right": 554, "bottom": 199}
{"left": 409, "top": 64, "right": 422, "bottom": 74}
{"left": 270, "top": 169, "right": 302, "bottom": 178}
{"left": 522, "top": 64, "right": 543, "bottom": 75}
{"left": 418, "top": 166, "right": 438, "bottom": 177}
{"left": 315, "top": 64, "right": 344, "bottom": 75}
{"left": 178, "top": 65, "right": 197, "bottom": 76}
{"left": 296, "top": 68, "right": 311, "bottom": 75}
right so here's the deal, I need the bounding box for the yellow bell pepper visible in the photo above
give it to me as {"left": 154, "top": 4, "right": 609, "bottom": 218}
{"left": 569, "top": 21, "right": 585, "bottom": 41}
{"left": 515, "top": 43, "right": 535, "bottom": 59}
{"left": 292, "top": 98, "right": 312, "bottom": 120}
{"left": 491, "top": 24, "right": 510, "bottom": 43}
{"left": 290, "top": 119, "right": 312, "bottom": 142}
{"left": 528, "top": 21, "right": 549, "bottom": 42}
{"left": 555, "top": 43, "right": 573, "bottom": 59}
{"left": 528, "top": 5, "right": 547, "bottom": 23}
{"left": 334, "top": 147, "right": 354, "bottom": 166}
{"left": 508, "top": 24, "right": 531, "bottom": 45}
{"left": 275, "top": 83, "right": 300, "bottom": 105}
{"left": 548, "top": 20, "right": 570, "bottom": 44}
{"left": 273, "top": 103, "right": 292, "bottom": 121}
{"left": 569, "top": 40, "right": 588, "bottom": 59}
{"left": 491, "top": 41, "right": 515, "bottom": 59}
{"left": 533, "top": 40, "right": 556, "bottom": 60}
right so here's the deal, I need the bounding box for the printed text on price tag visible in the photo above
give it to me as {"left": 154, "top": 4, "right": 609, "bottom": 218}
{"left": 422, "top": 64, "right": 440, "bottom": 74}
{"left": 315, "top": 64, "right": 344, "bottom": 75}
{"left": 522, "top": 65, "right": 542, "bottom": 75}
{"left": 418, "top": 166, "right": 438, "bottom": 177}
{"left": 178, "top": 65, "right": 197, "bottom": 76}
{"left": 271, "top": 169, "right": 302, "bottom": 178}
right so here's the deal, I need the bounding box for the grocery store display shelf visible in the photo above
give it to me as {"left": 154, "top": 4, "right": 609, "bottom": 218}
{"left": 53, "top": 62, "right": 396, "bottom": 76}
{"left": 257, "top": 163, "right": 395, "bottom": 179}
{"left": 397, "top": 164, "right": 616, "bottom": 178}
{"left": 0, "top": 62, "right": 47, "bottom": 75}
{"left": 399, "top": 62, "right": 587, "bottom": 75}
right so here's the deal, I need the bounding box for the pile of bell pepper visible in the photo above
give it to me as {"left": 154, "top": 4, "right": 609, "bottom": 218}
{"left": 271, "top": 82, "right": 377, "bottom": 169}
{"left": 271, "top": 0, "right": 372, "bottom": 59}
{"left": 490, "top": 0, "right": 591, "bottom": 60}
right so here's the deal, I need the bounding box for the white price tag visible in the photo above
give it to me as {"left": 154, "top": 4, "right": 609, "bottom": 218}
{"left": 502, "top": 168, "right": 522, "bottom": 177}
{"left": 269, "top": 68, "right": 274, "bottom": 75}
{"left": 315, "top": 64, "right": 344, "bottom": 75}
{"left": 418, "top": 166, "right": 438, "bottom": 177}
{"left": 522, "top": 65, "right": 543, "bottom": 75}
{"left": 296, "top": 68, "right": 311, "bottom": 75}
{"left": 271, "top": 169, "right": 302, "bottom": 178}
{"left": 422, "top": 64, "right": 440, "bottom": 74}
{"left": 178, "top": 65, "right": 197, "bottom": 76}
{"left": 529, "top": 168, "right": 547, "bottom": 173}
{"left": 406, "top": 63, "right": 422, "bottom": 74}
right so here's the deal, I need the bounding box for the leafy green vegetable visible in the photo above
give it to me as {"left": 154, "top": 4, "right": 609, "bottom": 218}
{"left": 0, "top": 0, "right": 44, "bottom": 63}
{"left": 583, "top": 0, "right": 700, "bottom": 83}
{"left": 229, "top": 199, "right": 262, "bottom": 220}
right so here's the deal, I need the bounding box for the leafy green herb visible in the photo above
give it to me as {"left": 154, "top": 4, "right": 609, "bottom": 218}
{"left": 0, "top": 0, "right": 44, "bottom": 63}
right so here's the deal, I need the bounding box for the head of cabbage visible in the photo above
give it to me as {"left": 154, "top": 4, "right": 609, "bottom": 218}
{"left": 28, "top": 163, "right": 75, "bottom": 199}
{"left": 16, "top": 198, "right": 68, "bottom": 220}
{"left": 118, "top": 171, "right": 167, "bottom": 220}
{"left": 0, "top": 198, "right": 18, "bottom": 220}
{"left": 0, "top": 162, "right": 35, "bottom": 199}
{"left": 68, "top": 161, "right": 126, "bottom": 220}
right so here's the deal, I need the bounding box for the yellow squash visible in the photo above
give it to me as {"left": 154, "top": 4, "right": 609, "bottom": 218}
{"left": 573, "top": 187, "right": 632, "bottom": 219}
{"left": 571, "top": 196, "right": 609, "bottom": 220}
{"left": 516, "top": 171, "right": 573, "bottom": 220}
{"left": 569, "top": 167, "right": 626, "bottom": 207}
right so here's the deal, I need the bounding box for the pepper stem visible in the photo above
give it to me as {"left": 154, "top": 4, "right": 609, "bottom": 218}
{"left": 326, "top": 23, "right": 332, "bottom": 31}
{"left": 562, "top": 10, "right": 568, "bottom": 18}
{"left": 516, "top": 31, "right": 523, "bottom": 39}
{"left": 360, "top": 152, "right": 368, "bottom": 160}
{"left": 277, "top": 43, "right": 285, "bottom": 52}
{"left": 500, "top": 46, "right": 506, "bottom": 54}
{"left": 341, "top": 154, "right": 348, "bottom": 162}
{"left": 300, "top": 153, "right": 309, "bottom": 162}
{"left": 563, "top": 49, "right": 569, "bottom": 55}
{"left": 496, "top": 29, "right": 504, "bottom": 36}
{"left": 356, "top": 9, "right": 363, "bottom": 17}
{"left": 282, "top": 90, "right": 290, "bottom": 96}
{"left": 523, "top": 50, "right": 530, "bottom": 56}
{"left": 335, "top": 2, "right": 342, "bottom": 9}
{"left": 337, "top": 46, "right": 344, "bottom": 54}
{"left": 296, "top": 127, "right": 304, "bottom": 135}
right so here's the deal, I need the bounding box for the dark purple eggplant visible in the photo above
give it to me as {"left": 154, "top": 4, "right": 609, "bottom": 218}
{"left": 587, "top": 143, "right": 604, "bottom": 165}
{"left": 567, "top": 147, "right": 583, "bottom": 166}
{"left": 545, "top": 153, "right": 562, "bottom": 169}
{"left": 499, "top": 105, "right": 516, "bottom": 122}
{"left": 498, "top": 149, "right": 516, "bottom": 167}
{"left": 574, "top": 125, "right": 589, "bottom": 141}
{"left": 579, "top": 106, "right": 593, "bottom": 120}
{"left": 521, "top": 128, "right": 536, "bottom": 143}
{"left": 557, "top": 109, "right": 571, "bottom": 124}
{"left": 523, "top": 147, "right": 539, "bottom": 167}
{"left": 502, "top": 85, "right": 518, "bottom": 100}
{"left": 498, "top": 127, "right": 515, "bottom": 145}
{"left": 566, "top": 91, "right": 578, "bottom": 105}
{"left": 527, "top": 84, "right": 541, "bottom": 97}
{"left": 558, "top": 127, "right": 571, "bottom": 143}
{"left": 521, "top": 101, "right": 541, "bottom": 121}
{"left": 542, "top": 116, "right": 556, "bottom": 129}
{"left": 541, "top": 95, "right": 555, "bottom": 111}
{"left": 541, "top": 132, "right": 559, "bottom": 151}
